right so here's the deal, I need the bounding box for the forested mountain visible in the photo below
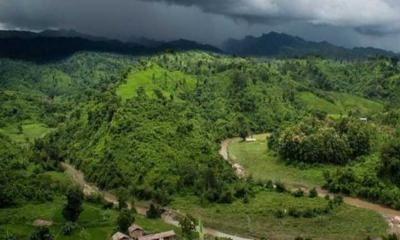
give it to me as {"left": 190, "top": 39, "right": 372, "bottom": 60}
{"left": 129, "top": 37, "right": 222, "bottom": 53}
{"left": 1, "top": 44, "right": 400, "bottom": 239}
{"left": 224, "top": 32, "right": 399, "bottom": 59}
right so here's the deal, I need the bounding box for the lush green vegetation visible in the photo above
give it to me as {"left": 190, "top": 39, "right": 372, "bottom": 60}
{"left": 2, "top": 49, "right": 400, "bottom": 239}
{"left": 223, "top": 134, "right": 390, "bottom": 239}
{"left": 0, "top": 197, "right": 180, "bottom": 240}
{"left": 271, "top": 117, "right": 373, "bottom": 164}
{"left": 172, "top": 191, "right": 386, "bottom": 240}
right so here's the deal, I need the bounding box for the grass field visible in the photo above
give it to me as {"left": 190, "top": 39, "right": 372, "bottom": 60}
{"left": 298, "top": 91, "right": 383, "bottom": 116}
{"left": 0, "top": 198, "right": 180, "bottom": 240}
{"left": 116, "top": 63, "right": 196, "bottom": 101}
{"left": 172, "top": 191, "right": 387, "bottom": 240}
{"left": 0, "top": 123, "right": 53, "bottom": 143}
{"left": 228, "top": 134, "right": 336, "bottom": 188}
{"left": 169, "top": 134, "right": 387, "bottom": 240}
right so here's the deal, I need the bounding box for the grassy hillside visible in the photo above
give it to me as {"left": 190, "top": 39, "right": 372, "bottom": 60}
{"left": 0, "top": 123, "right": 53, "bottom": 143}
{"left": 117, "top": 63, "right": 196, "bottom": 101}
{"left": 298, "top": 91, "right": 383, "bottom": 117}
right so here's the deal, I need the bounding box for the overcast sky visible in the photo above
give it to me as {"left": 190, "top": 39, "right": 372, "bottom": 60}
{"left": 0, "top": 0, "right": 399, "bottom": 52}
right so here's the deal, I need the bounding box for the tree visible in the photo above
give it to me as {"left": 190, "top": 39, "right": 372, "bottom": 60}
{"left": 116, "top": 188, "right": 128, "bottom": 210}
{"left": 236, "top": 115, "right": 250, "bottom": 141}
{"left": 146, "top": 204, "right": 161, "bottom": 219}
{"left": 337, "top": 119, "right": 371, "bottom": 158}
{"left": 30, "top": 227, "right": 53, "bottom": 240}
{"left": 382, "top": 233, "right": 399, "bottom": 240}
{"left": 136, "top": 86, "right": 147, "bottom": 99}
{"left": 309, "top": 188, "right": 318, "bottom": 198}
{"left": 179, "top": 214, "right": 197, "bottom": 239}
{"left": 380, "top": 138, "right": 400, "bottom": 185}
{"left": 62, "top": 187, "right": 84, "bottom": 222}
{"left": 117, "top": 209, "right": 134, "bottom": 234}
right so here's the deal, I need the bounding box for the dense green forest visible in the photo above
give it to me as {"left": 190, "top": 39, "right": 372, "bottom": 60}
{"left": 1, "top": 50, "right": 400, "bottom": 239}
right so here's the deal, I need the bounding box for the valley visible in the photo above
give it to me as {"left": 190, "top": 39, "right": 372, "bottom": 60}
{"left": 1, "top": 49, "right": 400, "bottom": 240}
{"left": 3, "top": 0, "right": 400, "bottom": 239}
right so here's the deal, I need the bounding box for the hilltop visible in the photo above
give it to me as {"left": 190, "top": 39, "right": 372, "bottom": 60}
{"left": 223, "top": 32, "right": 399, "bottom": 59}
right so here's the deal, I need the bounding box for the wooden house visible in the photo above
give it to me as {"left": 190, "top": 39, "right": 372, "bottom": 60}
{"left": 112, "top": 232, "right": 132, "bottom": 240}
{"left": 129, "top": 224, "right": 145, "bottom": 240}
{"left": 138, "top": 230, "right": 176, "bottom": 240}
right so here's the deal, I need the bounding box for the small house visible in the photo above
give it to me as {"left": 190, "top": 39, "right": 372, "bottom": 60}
{"left": 138, "top": 230, "right": 176, "bottom": 240}
{"left": 359, "top": 117, "right": 368, "bottom": 122}
{"left": 129, "top": 224, "right": 145, "bottom": 240}
{"left": 112, "top": 232, "right": 132, "bottom": 240}
{"left": 245, "top": 135, "right": 256, "bottom": 142}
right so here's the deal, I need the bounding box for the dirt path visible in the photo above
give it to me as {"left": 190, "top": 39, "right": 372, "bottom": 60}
{"left": 219, "top": 138, "right": 400, "bottom": 235}
{"left": 60, "top": 162, "right": 252, "bottom": 240}
{"left": 220, "top": 139, "right": 246, "bottom": 178}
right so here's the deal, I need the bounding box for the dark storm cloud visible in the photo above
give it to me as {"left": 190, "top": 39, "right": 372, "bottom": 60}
{"left": 0, "top": 0, "right": 254, "bottom": 43}
{"left": 0, "top": 0, "right": 399, "bottom": 51}
{"left": 146, "top": 0, "right": 400, "bottom": 35}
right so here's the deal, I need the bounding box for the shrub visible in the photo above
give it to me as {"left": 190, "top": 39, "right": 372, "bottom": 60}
{"left": 309, "top": 188, "right": 318, "bottom": 198}
{"left": 146, "top": 204, "right": 162, "bottom": 219}
{"left": 117, "top": 209, "right": 134, "bottom": 234}
{"left": 333, "top": 195, "right": 344, "bottom": 205}
{"left": 102, "top": 201, "right": 114, "bottom": 209}
{"left": 179, "top": 215, "right": 197, "bottom": 240}
{"left": 274, "top": 209, "right": 286, "bottom": 218}
{"left": 292, "top": 189, "right": 304, "bottom": 198}
{"left": 275, "top": 181, "right": 286, "bottom": 193}
{"left": 61, "top": 222, "right": 78, "bottom": 236}
{"left": 30, "top": 227, "right": 53, "bottom": 240}
{"left": 85, "top": 192, "right": 103, "bottom": 204}
{"left": 302, "top": 208, "right": 316, "bottom": 218}
{"left": 380, "top": 138, "right": 400, "bottom": 185}
{"left": 288, "top": 207, "right": 301, "bottom": 218}
{"left": 62, "top": 187, "right": 84, "bottom": 222}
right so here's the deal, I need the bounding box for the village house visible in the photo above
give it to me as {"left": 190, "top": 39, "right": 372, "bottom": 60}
{"left": 129, "top": 224, "right": 145, "bottom": 240}
{"left": 245, "top": 135, "right": 256, "bottom": 142}
{"left": 139, "top": 230, "right": 176, "bottom": 240}
{"left": 111, "top": 224, "right": 176, "bottom": 240}
{"left": 112, "top": 232, "right": 131, "bottom": 240}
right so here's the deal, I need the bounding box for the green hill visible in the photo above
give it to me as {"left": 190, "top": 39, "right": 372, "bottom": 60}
{"left": 298, "top": 91, "right": 383, "bottom": 116}
{"left": 116, "top": 63, "right": 196, "bottom": 101}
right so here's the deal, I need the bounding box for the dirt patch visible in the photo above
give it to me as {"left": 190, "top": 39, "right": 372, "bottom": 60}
{"left": 33, "top": 219, "right": 53, "bottom": 227}
{"left": 219, "top": 139, "right": 246, "bottom": 178}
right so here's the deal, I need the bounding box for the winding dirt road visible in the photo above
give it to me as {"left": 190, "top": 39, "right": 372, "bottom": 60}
{"left": 60, "top": 162, "right": 252, "bottom": 240}
{"left": 219, "top": 137, "right": 400, "bottom": 235}
{"left": 61, "top": 137, "right": 400, "bottom": 239}
{"left": 219, "top": 139, "right": 246, "bottom": 178}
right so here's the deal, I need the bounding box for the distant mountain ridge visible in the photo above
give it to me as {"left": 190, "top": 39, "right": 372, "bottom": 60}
{"left": 223, "top": 32, "right": 399, "bottom": 59}
{"left": 129, "top": 36, "right": 222, "bottom": 53}
{"left": 0, "top": 29, "right": 222, "bottom": 61}
{"left": 0, "top": 29, "right": 398, "bottom": 61}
